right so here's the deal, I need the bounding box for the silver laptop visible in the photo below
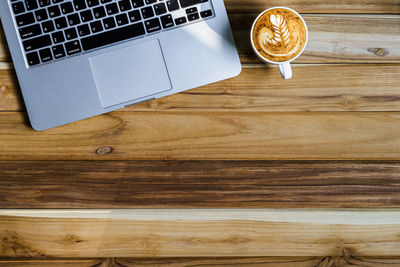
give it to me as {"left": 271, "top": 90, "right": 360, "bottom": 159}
{"left": 0, "top": 0, "right": 241, "bottom": 130}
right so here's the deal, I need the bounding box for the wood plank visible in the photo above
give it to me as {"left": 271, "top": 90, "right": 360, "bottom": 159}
{"left": 1, "top": 112, "right": 400, "bottom": 160}
{"left": 2, "top": 15, "right": 400, "bottom": 63}
{"left": 0, "top": 65, "right": 22, "bottom": 111}
{"left": 2, "top": 64, "right": 400, "bottom": 112}
{"left": 1, "top": 161, "right": 400, "bottom": 208}
{"left": 0, "top": 259, "right": 98, "bottom": 267}
{"left": 2, "top": 257, "right": 400, "bottom": 266}
{"left": 224, "top": 0, "right": 400, "bottom": 14}
{"left": 1, "top": 209, "right": 400, "bottom": 257}
{"left": 0, "top": 26, "right": 9, "bottom": 62}
{"left": 232, "top": 15, "right": 400, "bottom": 63}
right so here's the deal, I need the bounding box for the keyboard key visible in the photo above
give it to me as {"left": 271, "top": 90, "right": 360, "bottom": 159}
{"left": 187, "top": 12, "right": 199, "bottom": 21}
{"left": 105, "top": 3, "right": 119, "bottom": 15}
{"left": 42, "top": 20, "right": 55, "bottom": 32}
{"left": 118, "top": 0, "right": 131, "bottom": 11}
{"left": 154, "top": 3, "right": 166, "bottom": 15}
{"left": 141, "top": 6, "right": 154, "bottom": 19}
{"left": 144, "top": 18, "right": 160, "bottom": 33}
{"left": 23, "top": 34, "right": 51, "bottom": 51}
{"left": 52, "top": 44, "right": 66, "bottom": 59}
{"left": 73, "top": 0, "right": 86, "bottom": 11}
{"left": 19, "top": 24, "right": 42, "bottom": 39}
{"left": 38, "top": 0, "right": 50, "bottom": 7}
{"left": 26, "top": 51, "right": 40, "bottom": 66}
{"left": 65, "top": 40, "right": 81, "bottom": 55}
{"left": 64, "top": 27, "right": 77, "bottom": 40}
{"left": 47, "top": 5, "right": 61, "bottom": 17}
{"left": 80, "top": 10, "right": 93, "bottom": 22}
{"left": 52, "top": 0, "right": 63, "bottom": 3}
{"left": 35, "top": 9, "right": 48, "bottom": 21}
{"left": 87, "top": 0, "right": 100, "bottom": 7}
{"left": 131, "top": 0, "right": 144, "bottom": 8}
{"left": 67, "top": 13, "right": 80, "bottom": 26}
{"left": 90, "top": 20, "right": 103, "bottom": 33}
{"left": 25, "top": 0, "right": 38, "bottom": 10}
{"left": 39, "top": 47, "right": 52, "bottom": 62}
{"left": 54, "top": 17, "right": 67, "bottom": 29}
{"left": 51, "top": 31, "right": 65, "bottom": 43}
{"left": 185, "top": 7, "right": 196, "bottom": 14}
{"left": 93, "top": 6, "right": 106, "bottom": 19}
{"left": 81, "top": 22, "right": 145, "bottom": 51}
{"left": 174, "top": 16, "right": 186, "bottom": 25}
{"left": 160, "top": 14, "right": 173, "bottom": 28}
{"left": 60, "top": 1, "right": 73, "bottom": 14}
{"left": 16, "top": 12, "right": 35, "bottom": 27}
{"left": 166, "top": 0, "right": 179, "bottom": 11}
{"left": 77, "top": 24, "right": 90, "bottom": 36}
{"left": 116, "top": 13, "right": 129, "bottom": 26}
{"left": 101, "top": 0, "right": 112, "bottom": 3}
{"left": 103, "top": 17, "right": 116, "bottom": 29}
{"left": 200, "top": 9, "right": 212, "bottom": 18}
{"left": 128, "top": 10, "right": 141, "bottom": 22}
{"left": 145, "top": 0, "right": 156, "bottom": 4}
{"left": 179, "top": 0, "right": 201, "bottom": 8}
{"left": 12, "top": 2, "right": 25, "bottom": 14}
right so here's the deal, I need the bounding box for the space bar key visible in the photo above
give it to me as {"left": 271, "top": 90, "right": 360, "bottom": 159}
{"left": 81, "top": 22, "right": 146, "bottom": 51}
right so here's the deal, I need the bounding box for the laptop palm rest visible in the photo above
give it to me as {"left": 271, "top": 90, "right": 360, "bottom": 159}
{"left": 89, "top": 39, "right": 172, "bottom": 108}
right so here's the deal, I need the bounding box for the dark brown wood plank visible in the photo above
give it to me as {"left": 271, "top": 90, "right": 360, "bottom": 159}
{"left": 2, "top": 257, "right": 400, "bottom": 266}
{"left": 1, "top": 161, "right": 400, "bottom": 208}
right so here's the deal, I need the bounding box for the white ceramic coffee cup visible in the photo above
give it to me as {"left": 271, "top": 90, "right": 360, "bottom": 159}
{"left": 250, "top": 6, "right": 308, "bottom": 80}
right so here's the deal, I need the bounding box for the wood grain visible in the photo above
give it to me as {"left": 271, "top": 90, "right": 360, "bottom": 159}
{"left": 232, "top": 15, "right": 400, "bottom": 63}
{"left": 2, "top": 15, "right": 400, "bottom": 63}
{"left": 224, "top": 0, "right": 400, "bottom": 14}
{"left": 2, "top": 112, "right": 400, "bottom": 160}
{"left": 1, "top": 161, "right": 400, "bottom": 208}
{"left": 2, "top": 64, "right": 400, "bottom": 112}
{"left": 0, "top": 27, "right": 9, "bottom": 62}
{"left": 1, "top": 209, "right": 400, "bottom": 257}
{"left": 2, "top": 257, "right": 400, "bottom": 266}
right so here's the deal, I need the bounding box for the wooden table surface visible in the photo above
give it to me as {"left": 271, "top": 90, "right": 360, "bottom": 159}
{"left": 1, "top": 0, "right": 400, "bottom": 266}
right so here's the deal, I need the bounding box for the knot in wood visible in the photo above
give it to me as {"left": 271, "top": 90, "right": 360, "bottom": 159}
{"left": 367, "top": 48, "right": 389, "bottom": 57}
{"left": 96, "top": 146, "right": 113, "bottom": 155}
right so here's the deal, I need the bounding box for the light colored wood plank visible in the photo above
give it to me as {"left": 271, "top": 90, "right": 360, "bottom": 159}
{"left": 1, "top": 209, "right": 400, "bottom": 257}
{"left": 2, "top": 64, "right": 400, "bottom": 112}
{"left": 2, "top": 257, "right": 400, "bottom": 266}
{"left": 2, "top": 161, "right": 400, "bottom": 208}
{"left": 1, "top": 112, "right": 400, "bottom": 160}
{"left": 233, "top": 15, "right": 400, "bottom": 63}
{"left": 2, "top": 15, "right": 400, "bottom": 63}
{"left": 0, "top": 65, "right": 21, "bottom": 111}
{"left": 224, "top": 0, "right": 400, "bottom": 14}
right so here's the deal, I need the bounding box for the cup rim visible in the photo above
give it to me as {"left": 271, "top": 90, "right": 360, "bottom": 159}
{"left": 250, "top": 6, "right": 309, "bottom": 65}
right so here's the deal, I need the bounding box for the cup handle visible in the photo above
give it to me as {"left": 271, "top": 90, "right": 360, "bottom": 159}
{"left": 278, "top": 63, "right": 292, "bottom": 80}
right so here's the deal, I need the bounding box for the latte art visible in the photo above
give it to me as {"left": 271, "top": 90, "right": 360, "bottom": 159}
{"left": 264, "top": 15, "right": 290, "bottom": 45}
{"left": 252, "top": 8, "right": 307, "bottom": 62}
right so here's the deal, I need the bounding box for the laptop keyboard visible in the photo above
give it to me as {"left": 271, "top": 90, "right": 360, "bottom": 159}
{"left": 9, "top": 0, "right": 214, "bottom": 67}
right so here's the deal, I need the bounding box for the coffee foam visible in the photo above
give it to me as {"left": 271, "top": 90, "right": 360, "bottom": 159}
{"left": 252, "top": 8, "right": 307, "bottom": 62}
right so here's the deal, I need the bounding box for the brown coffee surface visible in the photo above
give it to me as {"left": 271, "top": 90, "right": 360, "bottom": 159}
{"left": 252, "top": 8, "right": 307, "bottom": 62}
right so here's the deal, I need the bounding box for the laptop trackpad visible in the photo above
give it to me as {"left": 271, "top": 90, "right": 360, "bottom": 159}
{"left": 89, "top": 39, "right": 172, "bottom": 108}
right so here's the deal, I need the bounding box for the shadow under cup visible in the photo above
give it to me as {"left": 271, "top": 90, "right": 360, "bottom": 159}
{"left": 250, "top": 7, "right": 308, "bottom": 79}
